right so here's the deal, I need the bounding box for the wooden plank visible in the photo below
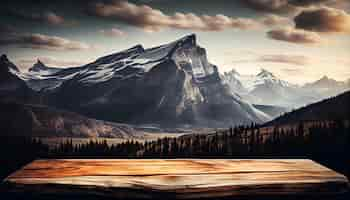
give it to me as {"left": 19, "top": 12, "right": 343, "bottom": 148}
{"left": 2, "top": 159, "right": 349, "bottom": 199}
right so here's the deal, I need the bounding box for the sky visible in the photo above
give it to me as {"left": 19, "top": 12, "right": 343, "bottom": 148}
{"left": 0, "top": 0, "right": 349, "bottom": 84}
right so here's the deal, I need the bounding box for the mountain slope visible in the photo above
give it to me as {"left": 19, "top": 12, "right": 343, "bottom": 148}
{"left": 0, "top": 55, "right": 33, "bottom": 102}
{"left": 253, "top": 104, "right": 288, "bottom": 119}
{"left": 0, "top": 102, "right": 137, "bottom": 138}
{"left": 264, "top": 91, "right": 350, "bottom": 126}
{"left": 2, "top": 34, "right": 270, "bottom": 127}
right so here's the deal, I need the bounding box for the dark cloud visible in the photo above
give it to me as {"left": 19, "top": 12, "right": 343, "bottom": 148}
{"left": 0, "top": 25, "right": 16, "bottom": 36}
{"left": 290, "top": 0, "right": 350, "bottom": 8}
{"left": 242, "top": 0, "right": 293, "bottom": 12}
{"left": 240, "top": 0, "right": 345, "bottom": 13}
{"left": 0, "top": 33, "right": 92, "bottom": 51}
{"left": 289, "top": 0, "right": 333, "bottom": 6}
{"left": 294, "top": 7, "right": 350, "bottom": 33}
{"left": 6, "top": 9, "right": 65, "bottom": 25}
{"left": 240, "top": 0, "right": 298, "bottom": 13}
{"left": 87, "top": 0, "right": 261, "bottom": 32}
{"left": 267, "top": 27, "right": 322, "bottom": 44}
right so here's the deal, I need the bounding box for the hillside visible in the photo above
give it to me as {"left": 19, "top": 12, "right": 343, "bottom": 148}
{"left": 264, "top": 90, "right": 350, "bottom": 126}
{"left": 0, "top": 102, "right": 138, "bottom": 138}
{"left": 253, "top": 104, "right": 288, "bottom": 119}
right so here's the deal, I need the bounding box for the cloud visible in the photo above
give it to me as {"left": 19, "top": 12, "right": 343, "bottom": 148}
{"left": 260, "top": 14, "right": 292, "bottom": 26}
{"left": 240, "top": 0, "right": 345, "bottom": 13}
{"left": 99, "top": 28, "right": 126, "bottom": 37}
{"left": 18, "top": 57, "right": 86, "bottom": 69}
{"left": 44, "top": 12, "right": 65, "bottom": 25}
{"left": 0, "top": 25, "right": 16, "bottom": 36}
{"left": 240, "top": 0, "right": 297, "bottom": 13}
{"left": 0, "top": 33, "right": 92, "bottom": 51}
{"left": 289, "top": 0, "right": 334, "bottom": 6}
{"left": 258, "top": 54, "right": 310, "bottom": 65}
{"left": 7, "top": 9, "right": 66, "bottom": 25}
{"left": 267, "top": 27, "right": 322, "bottom": 44}
{"left": 294, "top": 7, "right": 350, "bottom": 33}
{"left": 87, "top": 0, "right": 261, "bottom": 32}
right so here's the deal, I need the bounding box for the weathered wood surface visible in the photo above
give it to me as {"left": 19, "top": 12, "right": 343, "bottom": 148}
{"left": 3, "top": 159, "right": 349, "bottom": 199}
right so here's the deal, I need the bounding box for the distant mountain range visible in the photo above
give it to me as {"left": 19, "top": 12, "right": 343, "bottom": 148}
{"left": 0, "top": 34, "right": 270, "bottom": 129}
{"left": 222, "top": 69, "right": 349, "bottom": 108}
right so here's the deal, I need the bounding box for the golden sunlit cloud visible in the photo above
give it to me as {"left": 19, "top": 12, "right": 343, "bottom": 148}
{"left": 86, "top": 0, "right": 262, "bottom": 32}
{"left": 260, "top": 14, "right": 292, "bottom": 26}
{"left": 267, "top": 27, "right": 322, "bottom": 44}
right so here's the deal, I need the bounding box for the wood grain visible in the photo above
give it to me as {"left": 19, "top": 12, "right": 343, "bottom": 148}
{"left": 3, "top": 159, "right": 349, "bottom": 199}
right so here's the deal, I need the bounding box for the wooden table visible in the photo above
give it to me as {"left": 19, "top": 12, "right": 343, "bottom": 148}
{"left": 2, "top": 159, "right": 349, "bottom": 199}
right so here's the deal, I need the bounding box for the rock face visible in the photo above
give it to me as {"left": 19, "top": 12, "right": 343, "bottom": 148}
{"left": 1, "top": 34, "right": 270, "bottom": 128}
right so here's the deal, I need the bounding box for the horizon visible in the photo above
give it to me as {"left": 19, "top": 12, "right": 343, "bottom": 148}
{"left": 1, "top": 0, "right": 350, "bottom": 84}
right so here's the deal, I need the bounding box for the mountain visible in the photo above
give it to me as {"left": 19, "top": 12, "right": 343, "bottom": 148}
{"left": 265, "top": 91, "right": 350, "bottom": 126}
{"left": 222, "top": 69, "right": 349, "bottom": 108}
{"left": 302, "top": 75, "right": 349, "bottom": 98}
{"left": 28, "top": 60, "right": 62, "bottom": 74}
{"left": 222, "top": 68, "right": 304, "bottom": 107}
{"left": 1, "top": 34, "right": 270, "bottom": 128}
{"left": 0, "top": 101, "right": 137, "bottom": 138}
{"left": 0, "top": 55, "right": 33, "bottom": 102}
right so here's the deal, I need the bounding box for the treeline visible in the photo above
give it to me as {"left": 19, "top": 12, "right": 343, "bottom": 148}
{"left": 1, "top": 120, "right": 349, "bottom": 179}
{"left": 51, "top": 121, "right": 349, "bottom": 159}
{"left": 0, "top": 136, "right": 49, "bottom": 180}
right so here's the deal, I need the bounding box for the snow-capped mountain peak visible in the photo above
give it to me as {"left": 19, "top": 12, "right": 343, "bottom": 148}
{"left": 255, "top": 68, "right": 292, "bottom": 88}
{"left": 222, "top": 68, "right": 301, "bottom": 107}
{"left": 29, "top": 59, "right": 47, "bottom": 72}
{"left": 303, "top": 75, "right": 349, "bottom": 91}
{"left": 313, "top": 75, "right": 340, "bottom": 86}
{"left": 222, "top": 67, "right": 349, "bottom": 108}
{"left": 224, "top": 69, "right": 240, "bottom": 77}
{"left": 10, "top": 34, "right": 207, "bottom": 91}
{"left": 27, "top": 59, "right": 63, "bottom": 77}
{"left": 257, "top": 68, "right": 275, "bottom": 79}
